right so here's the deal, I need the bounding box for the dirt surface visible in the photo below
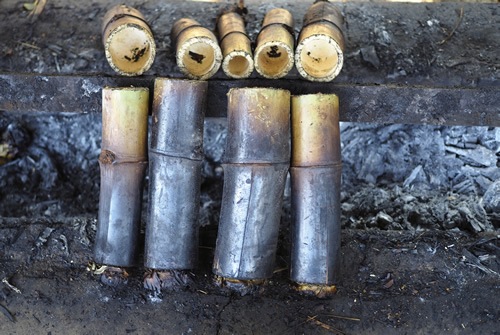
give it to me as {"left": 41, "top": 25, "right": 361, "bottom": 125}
{"left": 0, "top": 0, "right": 499, "bottom": 334}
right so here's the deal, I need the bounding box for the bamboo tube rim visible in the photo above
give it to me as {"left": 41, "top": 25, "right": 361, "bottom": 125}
{"left": 254, "top": 37, "right": 294, "bottom": 79}
{"left": 222, "top": 51, "right": 254, "bottom": 79}
{"left": 176, "top": 34, "right": 222, "bottom": 80}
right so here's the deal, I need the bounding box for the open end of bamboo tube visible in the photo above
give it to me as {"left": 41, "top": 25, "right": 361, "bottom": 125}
{"left": 295, "top": 34, "right": 343, "bottom": 82}
{"left": 255, "top": 42, "right": 294, "bottom": 79}
{"left": 223, "top": 52, "right": 253, "bottom": 78}
{"left": 105, "top": 26, "right": 155, "bottom": 76}
{"left": 178, "top": 37, "right": 221, "bottom": 79}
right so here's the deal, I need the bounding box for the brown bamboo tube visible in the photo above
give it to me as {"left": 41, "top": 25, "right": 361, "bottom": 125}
{"left": 171, "top": 18, "right": 222, "bottom": 80}
{"left": 254, "top": 8, "right": 295, "bottom": 79}
{"left": 295, "top": 1, "right": 345, "bottom": 82}
{"left": 290, "top": 93, "right": 342, "bottom": 297}
{"left": 217, "top": 12, "right": 254, "bottom": 79}
{"left": 94, "top": 87, "right": 149, "bottom": 267}
{"left": 102, "top": 5, "right": 156, "bottom": 76}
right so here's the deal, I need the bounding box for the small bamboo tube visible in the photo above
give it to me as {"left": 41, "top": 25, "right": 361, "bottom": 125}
{"left": 254, "top": 8, "right": 295, "bottom": 79}
{"left": 171, "top": 18, "right": 222, "bottom": 80}
{"left": 295, "top": 1, "right": 345, "bottom": 82}
{"left": 102, "top": 5, "right": 156, "bottom": 76}
{"left": 144, "top": 78, "right": 207, "bottom": 271}
{"left": 94, "top": 87, "right": 149, "bottom": 267}
{"left": 290, "top": 94, "right": 342, "bottom": 297}
{"left": 217, "top": 12, "right": 254, "bottom": 79}
{"left": 213, "top": 88, "right": 290, "bottom": 283}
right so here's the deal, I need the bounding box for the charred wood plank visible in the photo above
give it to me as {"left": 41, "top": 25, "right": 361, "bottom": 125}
{"left": 0, "top": 73, "right": 498, "bottom": 127}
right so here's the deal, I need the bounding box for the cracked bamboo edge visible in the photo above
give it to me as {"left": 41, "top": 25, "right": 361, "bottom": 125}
{"left": 291, "top": 94, "right": 341, "bottom": 167}
{"left": 217, "top": 12, "right": 254, "bottom": 79}
{"left": 171, "top": 18, "right": 222, "bottom": 80}
{"left": 102, "top": 5, "right": 156, "bottom": 76}
{"left": 295, "top": 1, "right": 345, "bottom": 82}
{"left": 254, "top": 8, "right": 295, "bottom": 79}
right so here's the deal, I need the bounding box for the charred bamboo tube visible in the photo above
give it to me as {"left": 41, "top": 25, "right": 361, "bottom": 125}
{"left": 254, "top": 8, "right": 295, "bottom": 79}
{"left": 95, "top": 87, "right": 149, "bottom": 267}
{"left": 102, "top": 5, "right": 156, "bottom": 76}
{"left": 290, "top": 94, "right": 342, "bottom": 296}
{"left": 217, "top": 12, "right": 254, "bottom": 79}
{"left": 171, "top": 18, "right": 222, "bottom": 80}
{"left": 295, "top": 1, "right": 345, "bottom": 82}
{"left": 144, "top": 78, "right": 207, "bottom": 271}
{"left": 213, "top": 88, "right": 290, "bottom": 282}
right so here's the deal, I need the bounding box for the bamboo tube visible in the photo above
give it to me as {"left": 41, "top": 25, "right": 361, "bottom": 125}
{"left": 144, "top": 79, "right": 207, "bottom": 274}
{"left": 290, "top": 94, "right": 342, "bottom": 297}
{"left": 213, "top": 88, "right": 290, "bottom": 284}
{"left": 102, "top": 5, "right": 156, "bottom": 76}
{"left": 254, "top": 8, "right": 295, "bottom": 79}
{"left": 217, "top": 12, "right": 254, "bottom": 79}
{"left": 94, "top": 87, "right": 149, "bottom": 267}
{"left": 171, "top": 18, "right": 222, "bottom": 80}
{"left": 295, "top": 1, "right": 345, "bottom": 82}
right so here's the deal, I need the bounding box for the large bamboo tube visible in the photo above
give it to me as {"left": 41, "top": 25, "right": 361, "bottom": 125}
{"left": 290, "top": 93, "right": 342, "bottom": 297}
{"left": 102, "top": 5, "right": 156, "bottom": 76}
{"left": 144, "top": 79, "right": 207, "bottom": 273}
{"left": 95, "top": 87, "right": 149, "bottom": 267}
{"left": 217, "top": 12, "right": 254, "bottom": 79}
{"left": 213, "top": 88, "right": 290, "bottom": 284}
{"left": 171, "top": 18, "right": 222, "bottom": 80}
{"left": 254, "top": 8, "right": 295, "bottom": 79}
{"left": 295, "top": 1, "right": 345, "bottom": 82}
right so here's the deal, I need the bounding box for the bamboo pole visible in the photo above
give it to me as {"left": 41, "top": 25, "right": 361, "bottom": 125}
{"left": 217, "top": 12, "right": 254, "bottom": 79}
{"left": 213, "top": 88, "right": 290, "bottom": 287}
{"left": 144, "top": 79, "right": 207, "bottom": 289}
{"left": 171, "top": 18, "right": 222, "bottom": 80}
{"left": 290, "top": 93, "right": 342, "bottom": 297}
{"left": 254, "top": 8, "right": 295, "bottom": 79}
{"left": 94, "top": 87, "right": 149, "bottom": 268}
{"left": 102, "top": 5, "right": 156, "bottom": 76}
{"left": 295, "top": 1, "right": 345, "bottom": 82}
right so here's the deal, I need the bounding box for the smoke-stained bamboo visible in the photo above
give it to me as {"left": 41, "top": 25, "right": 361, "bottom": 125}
{"left": 295, "top": 1, "right": 345, "bottom": 82}
{"left": 171, "top": 18, "right": 222, "bottom": 80}
{"left": 102, "top": 5, "right": 156, "bottom": 76}
{"left": 217, "top": 12, "right": 254, "bottom": 79}
{"left": 254, "top": 8, "right": 295, "bottom": 79}
{"left": 144, "top": 79, "right": 207, "bottom": 271}
{"left": 95, "top": 87, "right": 149, "bottom": 267}
{"left": 290, "top": 94, "right": 342, "bottom": 296}
{"left": 213, "top": 88, "right": 290, "bottom": 282}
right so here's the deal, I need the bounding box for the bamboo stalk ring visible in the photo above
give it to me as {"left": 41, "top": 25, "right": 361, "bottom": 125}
{"left": 295, "top": 1, "right": 345, "bottom": 82}
{"left": 217, "top": 12, "right": 254, "bottom": 79}
{"left": 102, "top": 5, "right": 156, "bottom": 76}
{"left": 254, "top": 8, "right": 295, "bottom": 79}
{"left": 171, "top": 18, "right": 222, "bottom": 80}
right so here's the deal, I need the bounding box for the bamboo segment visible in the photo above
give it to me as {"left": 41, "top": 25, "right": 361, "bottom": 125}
{"left": 171, "top": 18, "right": 222, "bottom": 80}
{"left": 254, "top": 8, "right": 295, "bottom": 79}
{"left": 217, "top": 12, "right": 254, "bottom": 79}
{"left": 290, "top": 94, "right": 342, "bottom": 296}
{"left": 213, "top": 88, "right": 290, "bottom": 283}
{"left": 295, "top": 1, "right": 345, "bottom": 82}
{"left": 102, "top": 5, "right": 156, "bottom": 76}
{"left": 145, "top": 78, "right": 207, "bottom": 271}
{"left": 95, "top": 87, "right": 149, "bottom": 267}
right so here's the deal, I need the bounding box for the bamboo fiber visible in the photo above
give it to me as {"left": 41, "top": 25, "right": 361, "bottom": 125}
{"left": 213, "top": 88, "right": 290, "bottom": 282}
{"left": 102, "top": 5, "right": 156, "bottom": 76}
{"left": 171, "top": 18, "right": 222, "bottom": 80}
{"left": 254, "top": 8, "right": 295, "bottom": 79}
{"left": 295, "top": 1, "right": 345, "bottom": 82}
{"left": 290, "top": 94, "right": 342, "bottom": 295}
{"left": 95, "top": 87, "right": 149, "bottom": 267}
{"left": 144, "top": 78, "right": 207, "bottom": 271}
{"left": 217, "top": 12, "right": 254, "bottom": 79}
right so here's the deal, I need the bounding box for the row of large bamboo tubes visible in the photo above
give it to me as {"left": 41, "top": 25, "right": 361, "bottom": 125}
{"left": 101, "top": 1, "right": 345, "bottom": 82}
{"left": 95, "top": 81, "right": 341, "bottom": 296}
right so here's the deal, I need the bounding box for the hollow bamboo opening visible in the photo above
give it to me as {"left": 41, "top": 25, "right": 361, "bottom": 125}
{"left": 223, "top": 53, "right": 253, "bottom": 78}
